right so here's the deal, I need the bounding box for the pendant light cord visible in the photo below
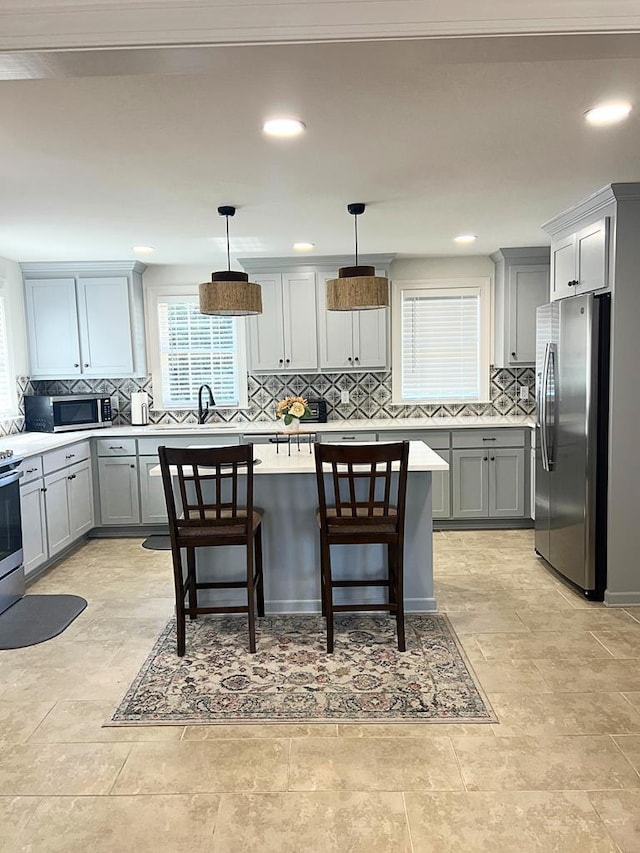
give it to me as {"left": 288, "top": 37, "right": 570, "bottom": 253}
{"left": 354, "top": 213, "right": 359, "bottom": 265}
{"left": 226, "top": 214, "right": 231, "bottom": 271}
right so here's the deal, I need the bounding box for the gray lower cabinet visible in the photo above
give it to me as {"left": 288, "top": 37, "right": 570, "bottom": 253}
{"left": 20, "top": 478, "right": 48, "bottom": 576}
{"left": 431, "top": 449, "right": 451, "bottom": 519}
{"left": 98, "top": 456, "right": 140, "bottom": 525}
{"left": 44, "top": 458, "right": 94, "bottom": 555}
{"left": 139, "top": 456, "right": 168, "bottom": 523}
{"left": 452, "top": 447, "right": 526, "bottom": 519}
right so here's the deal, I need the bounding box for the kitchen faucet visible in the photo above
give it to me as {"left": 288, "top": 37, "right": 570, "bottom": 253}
{"left": 197, "top": 384, "right": 216, "bottom": 424}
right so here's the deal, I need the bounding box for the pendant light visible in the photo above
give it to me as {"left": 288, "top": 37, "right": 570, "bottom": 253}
{"left": 199, "top": 206, "right": 262, "bottom": 316}
{"left": 326, "top": 203, "right": 389, "bottom": 310}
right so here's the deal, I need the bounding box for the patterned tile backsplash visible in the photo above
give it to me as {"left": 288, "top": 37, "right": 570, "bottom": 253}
{"left": 0, "top": 368, "right": 535, "bottom": 436}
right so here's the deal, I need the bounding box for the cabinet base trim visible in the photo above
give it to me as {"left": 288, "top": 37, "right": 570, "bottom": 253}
{"left": 604, "top": 590, "right": 640, "bottom": 607}
{"left": 435, "top": 519, "right": 534, "bottom": 530}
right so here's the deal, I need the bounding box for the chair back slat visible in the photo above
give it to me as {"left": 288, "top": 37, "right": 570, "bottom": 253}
{"left": 314, "top": 441, "right": 410, "bottom": 528}
{"left": 159, "top": 444, "right": 254, "bottom": 536}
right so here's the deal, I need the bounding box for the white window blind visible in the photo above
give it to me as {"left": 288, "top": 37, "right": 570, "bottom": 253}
{"left": 157, "top": 297, "right": 241, "bottom": 408}
{"left": 0, "top": 296, "right": 12, "bottom": 415}
{"left": 400, "top": 287, "right": 482, "bottom": 402}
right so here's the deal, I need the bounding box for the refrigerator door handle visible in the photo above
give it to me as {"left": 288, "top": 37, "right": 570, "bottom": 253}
{"left": 547, "top": 344, "right": 557, "bottom": 470}
{"left": 540, "top": 342, "right": 551, "bottom": 472}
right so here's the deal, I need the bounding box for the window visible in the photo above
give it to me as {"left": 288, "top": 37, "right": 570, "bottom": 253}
{"left": 392, "top": 279, "right": 491, "bottom": 404}
{"left": 0, "top": 294, "right": 15, "bottom": 417}
{"left": 148, "top": 288, "right": 248, "bottom": 409}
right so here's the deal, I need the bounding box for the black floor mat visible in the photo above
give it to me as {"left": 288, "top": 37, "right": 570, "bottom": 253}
{"left": 141, "top": 535, "right": 171, "bottom": 550}
{"left": 0, "top": 595, "right": 87, "bottom": 649}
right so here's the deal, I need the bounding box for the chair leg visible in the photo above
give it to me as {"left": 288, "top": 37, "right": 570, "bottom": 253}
{"left": 187, "top": 547, "right": 198, "bottom": 619}
{"left": 394, "top": 542, "right": 406, "bottom": 652}
{"left": 246, "top": 541, "right": 257, "bottom": 654}
{"left": 387, "top": 544, "right": 397, "bottom": 614}
{"left": 255, "top": 525, "right": 265, "bottom": 618}
{"left": 320, "top": 533, "right": 334, "bottom": 653}
{"left": 171, "top": 546, "right": 186, "bottom": 657}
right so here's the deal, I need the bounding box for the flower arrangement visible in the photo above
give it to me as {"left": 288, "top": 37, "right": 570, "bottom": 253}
{"left": 275, "top": 395, "right": 312, "bottom": 426}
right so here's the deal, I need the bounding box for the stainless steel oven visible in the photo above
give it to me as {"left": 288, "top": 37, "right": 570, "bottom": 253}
{"left": 0, "top": 451, "right": 24, "bottom": 615}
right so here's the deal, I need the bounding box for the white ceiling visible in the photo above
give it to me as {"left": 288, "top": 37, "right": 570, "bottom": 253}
{"left": 0, "top": 33, "right": 639, "bottom": 267}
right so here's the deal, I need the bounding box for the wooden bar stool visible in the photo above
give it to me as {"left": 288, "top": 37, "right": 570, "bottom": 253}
{"left": 314, "top": 441, "right": 410, "bottom": 653}
{"left": 158, "top": 444, "right": 264, "bottom": 656}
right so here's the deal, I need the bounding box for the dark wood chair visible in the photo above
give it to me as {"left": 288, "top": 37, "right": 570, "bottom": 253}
{"left": 314, "top": 441, "right": 410, "bottom": 653}
{"left": 158, "top": 443, "right": 264, "bottom": 655}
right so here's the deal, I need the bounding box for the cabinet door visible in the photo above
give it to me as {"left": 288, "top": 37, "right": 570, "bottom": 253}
{"left": 44, "top": 469, "right": 73, "bottom": 556}
{"left": 98, "top": 457, "right": 140, "bottom": 525}
{"left": 431, "top": 449, "right": 451, "bottom": 520}
{"left": 247, "top": 274, "right": 284, "bottom": 371}
{"left": 354, "top": 307, "right": 388, "bottom": 370}
{"left": 24, "top": 278, "right": 81, "bottom": 377}
{"left": 452, "top": 449, "right": 489, "bottom": 519}
{"left": 508, "top": 265, "right": 549, "bottom": 364}
{"left": 140, "top": 456, "right": 168, "bottom": 524}
{"left": 20, "top": 479, "right": 48, "bottom": 576}
{"left": 317, "top": 273, "right": 355, "bottom": 369}
{"left": 76, "top": 276, "right": 134, "bottom": 375}
{"left": 69, "top": 460, "right": 94, "bottom": 538}
{"left": 282, "top": 272, "right": 318, "bottom": 371}
{"left": 576, "top": 218, "right": 609, "bottom": 293}
{"left": 551, "top": 235, "right": 576, "bottom": 301}
{"left": 488, "top": 448, "right": 526, "bottom": 518}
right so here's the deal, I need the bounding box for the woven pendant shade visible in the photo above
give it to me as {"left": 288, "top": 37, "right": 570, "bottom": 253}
{"left": 326, "top": 265, "right": 389, "bottom": 310}
{"left": 198, "top": 206, "right": 263, "bottom": 316}
{"left": 199, "top": 271, "right": 262, "bottom": 316}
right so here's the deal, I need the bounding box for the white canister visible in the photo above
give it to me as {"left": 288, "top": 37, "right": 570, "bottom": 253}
{"left": 131, "top": 391, "right": 149, "bottom": 425}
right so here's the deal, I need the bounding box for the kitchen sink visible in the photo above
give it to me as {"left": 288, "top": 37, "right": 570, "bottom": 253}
{"left": 152, "top": 423, "right": 238, "bottom": 430}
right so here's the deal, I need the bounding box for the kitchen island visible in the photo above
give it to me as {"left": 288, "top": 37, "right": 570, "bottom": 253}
{"left": 151, "top": 439, "right": 448, "bottom": 614}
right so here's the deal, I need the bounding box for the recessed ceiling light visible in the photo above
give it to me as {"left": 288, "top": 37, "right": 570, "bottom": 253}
{"left": 585, "top": 101, "right": 632, "bottom": 126}
{"left": 132, "top": 245, "right": 155, "bottom": 254}
{"left": 263, "top": 117, "right": 306, "bottom": 138}
{"left": 454, "top": 234, "right": 477, "bottom": 244}
{"left": 293, "top": 242, "right": 315, "bottom": 251}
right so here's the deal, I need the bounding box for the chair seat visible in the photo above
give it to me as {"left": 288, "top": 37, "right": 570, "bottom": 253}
{"left": 178, "top": 508, "right": 263, "bottom": 540}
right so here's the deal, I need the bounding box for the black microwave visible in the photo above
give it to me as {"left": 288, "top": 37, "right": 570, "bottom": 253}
{"left": 24, "top": 394, "right": 113, "bottom": 433}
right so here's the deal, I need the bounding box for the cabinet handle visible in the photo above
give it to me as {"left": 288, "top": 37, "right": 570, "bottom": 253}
{"left": 109, "top": 446, "right": 125, "bottom": 450}
{"left": 482, "top": 438, "right": 496, "bottom": 442}
{"left": 483, "top": 456, "right": 488, "bottom": 461}
{"left": 279, "top": 359, "right": 284, "bottom": 364}
{"left": 347, "top": 357, "right": 352, "bottom": 363}
{"left": 511, "top": 351, "right": 517, "bottom": 358}
{"left": 568, "top": 279, "right": 579, "bottom": 287}
{"left": 65, "top": 453, "right": 75, "bottom": 459}
{"left": 130, "top": 464, "right": 135, "bottom": 469}
{"left": 84, "top": 363, "right": 89, "bottom": 368}
{"left": 73, "top": 363, "right": 79, "bottom": 368}
{"left": 41, "top": 487, "right": 47, "bottom": 493}
{"left": 341, "top": 436, "right": 356, "bottom": 440}
{"left": 67, "top": 473, "right": 76, "bottom": 480}
{"left": 490, "top": 456, "right": 495, "bottom": 461}
{"left": 285, "top": 358, "right": 290, "bottom": 364}
{"left": 26, "top": 467, "right": 37, "bottom": 473}
{"left": 354, "top": 356, "right": 359, "bottom": 363}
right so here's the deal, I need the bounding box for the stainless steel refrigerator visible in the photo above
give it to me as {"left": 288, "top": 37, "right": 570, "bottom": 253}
{"left": 535, "top": 292, "right": 610, "bottom": 600}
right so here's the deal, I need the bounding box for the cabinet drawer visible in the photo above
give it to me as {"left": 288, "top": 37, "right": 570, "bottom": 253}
{"left": 43, "top": 440, "right": 90, "bottom": 474}
{"left": 319, "top": 432, "right": 377, "bottom": 443}
{"left": 379, "top": 430, "right": 450, "bottom": 450}
{"left": 96, "top": 437, "right": 137, "bottom": 456}
{"left": 19, "top": 456, "right": 43, "bottom": 484}
{"left": 137, "top": 434, "right": 242, "bottom": 456}
{"left": 452, "top": 429, "right": 525, "bottom": 449}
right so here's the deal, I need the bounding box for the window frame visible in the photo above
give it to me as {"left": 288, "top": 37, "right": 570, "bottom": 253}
{"left": 145, "top": 283, "right": 249, "bottom": 411}
{"left": 391, "top": 277, "right": 492, "bottom": 405}
{"left": 0, "top": 282, "right": 18, "bottom": 418}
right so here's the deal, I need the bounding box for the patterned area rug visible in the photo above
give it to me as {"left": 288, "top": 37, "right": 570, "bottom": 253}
{"left": 109, "top": 614, "right": 496, "bottom": 725}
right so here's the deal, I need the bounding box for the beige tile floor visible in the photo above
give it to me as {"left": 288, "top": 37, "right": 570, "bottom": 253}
{"left": 1, "top": 530, "right": 639, "bottom": 851}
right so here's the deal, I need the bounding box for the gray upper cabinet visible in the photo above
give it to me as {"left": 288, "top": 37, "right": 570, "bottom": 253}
{"left": 492, "top": 247, "right": 550, "bottom": 367}
{"left": 317, "top": 272, "right": 388, "bottom": 371}
{"left": 247, "top": 271, "right": 318, "bottom": 372}
{"left": 549, "top": 217, "right": 610, "bottom": 301}
{"left": 21, "top": 261, "right": 147, "bottom": 379}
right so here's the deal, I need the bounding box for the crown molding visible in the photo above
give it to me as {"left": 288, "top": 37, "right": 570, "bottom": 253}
{"left": 1, "top": 1, "right": 639, "bottom": 51}
{"left": 19, "top": 260, "right": 147, "bottom": 275}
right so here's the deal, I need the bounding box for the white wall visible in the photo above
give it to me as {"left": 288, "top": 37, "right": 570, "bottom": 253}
{"left": 391, "top": 255, "right": 494, "bottom": 280}
{"left": 0, "top": 255, "right": 29, "bottom": 379}
{"left": 142, "top": 264, "right": 212, "bottom": 289}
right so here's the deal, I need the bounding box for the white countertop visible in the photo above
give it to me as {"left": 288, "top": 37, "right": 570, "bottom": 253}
{"left": 149, "top": 440, "right": 449, "bottom": 476}
{"left": 4, "top": 414, "right": 534, "bottom": 460}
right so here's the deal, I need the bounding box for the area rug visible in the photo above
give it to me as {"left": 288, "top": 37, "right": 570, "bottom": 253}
{"left": 109, "top": 614, "right": 496, "bottom": 725}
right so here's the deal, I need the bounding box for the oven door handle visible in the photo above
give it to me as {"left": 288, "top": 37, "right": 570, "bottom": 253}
{"left": 0, "top": 470, "right": 23, "bottom": 486}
